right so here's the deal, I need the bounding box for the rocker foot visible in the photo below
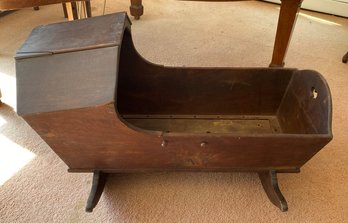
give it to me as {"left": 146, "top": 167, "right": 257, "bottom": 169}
{"left": 258, "top": 170, "right": 288, "bottom": 212}
{"left": 85, "top": 171, "right": 108, "bottom": 212}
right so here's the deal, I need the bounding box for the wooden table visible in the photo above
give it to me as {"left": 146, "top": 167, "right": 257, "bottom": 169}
{"left": 0, "top": 0, "right": 302, "bottom": 66}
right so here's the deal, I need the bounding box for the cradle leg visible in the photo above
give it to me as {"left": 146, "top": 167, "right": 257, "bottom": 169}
{"left": 258, "top": 170, "right": 288, "bottom": 212}
{"left": 85, "top": 171, "right": 108, "bottom": 212}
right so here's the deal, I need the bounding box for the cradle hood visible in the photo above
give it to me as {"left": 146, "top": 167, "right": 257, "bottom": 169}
{"left": 15, "top": 12, "right": 131, "bottom": 59}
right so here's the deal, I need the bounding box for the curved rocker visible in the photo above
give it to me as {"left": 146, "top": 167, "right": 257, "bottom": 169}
{"left": 85, "top": 171, "right": 108, "bottom": 212}
{"left": 258, "top": 170, "right": 288, "bottom": 212}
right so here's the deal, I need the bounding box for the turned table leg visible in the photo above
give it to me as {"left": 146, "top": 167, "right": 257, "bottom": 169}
{"left": 63, "top": 1, "right": 91, "bottom": 20}
{"left": 85, "top": 171, "right": 108, "bottom": 212}
{"left": 130, "top": 0, "right": 143, "bottom": 20}
{"left": 258, "top": 170, "right": 288, "bottom": 212}
{"left": 85, "top": 0, "right": 92, "bottom": 18}
{"left": 270, "top": 0, "right": 303, "bottom": 67}
{"left": 64, "top": 2, "right": 78, "bottom": 20}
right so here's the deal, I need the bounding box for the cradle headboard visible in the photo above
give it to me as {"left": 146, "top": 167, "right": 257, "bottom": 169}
{"left": 16, "top": 12, "right": 131, "bottom": 116}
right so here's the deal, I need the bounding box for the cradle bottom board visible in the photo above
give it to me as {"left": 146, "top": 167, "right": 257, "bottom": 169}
{"left": 123, "top": 115, "right": 281, "bottom": 134}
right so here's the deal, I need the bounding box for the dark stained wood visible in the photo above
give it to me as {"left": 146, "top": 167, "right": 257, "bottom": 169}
{"left": 23, "top": 103, "right": 331, "bottom": 171}
{"left": 124, "top": 115, "right": 280, "bottom": 134}
{"left": 259, "top": 170, "right": 288, "bottom": 212}
{"left": 85, "top": 171, "right": 108, "bottom": 212}
{"left": 17, "top": 12, "right": 333, "bottom": 212}
{"left": 117, "top": 30, "right": 294, "bottom": 116}
{"left": 277, "top": 70, "right": 332, "bottom": 134}
{"left": 270, "top": 0, "right": 303, "bottom": 67}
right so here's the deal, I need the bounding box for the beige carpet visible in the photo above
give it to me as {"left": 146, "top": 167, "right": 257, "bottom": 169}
{"left": 0, "top": 0, "right": 348, "bottom": 222}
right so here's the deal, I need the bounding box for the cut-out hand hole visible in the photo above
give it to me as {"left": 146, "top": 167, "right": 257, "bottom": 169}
{"left": 311, "top": 87, "right": 318, "bottom": 99}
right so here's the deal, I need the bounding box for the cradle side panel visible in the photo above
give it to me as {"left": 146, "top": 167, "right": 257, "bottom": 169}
{"left": 23, "top": 104, "right": 171, "bottom": 170}
{"left": 182, "top": 135, "right": 331, "bottom": 170}
{"left": 23, "top": 104, "right": 331, "bottom": 172}
{"left": 117, "top": 30, "right": 295, "bottom": 116}
{"left": 117, "top": 67, "right": 294, "bottom": 116}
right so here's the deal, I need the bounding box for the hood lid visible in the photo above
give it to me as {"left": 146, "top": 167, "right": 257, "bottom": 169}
{"left": 16, "top": 12, "right": 130, "bottom": 59}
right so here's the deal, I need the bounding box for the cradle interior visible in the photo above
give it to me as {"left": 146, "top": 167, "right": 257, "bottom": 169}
{"left": 116, "top": 30, "right": 330, "bottom": 135}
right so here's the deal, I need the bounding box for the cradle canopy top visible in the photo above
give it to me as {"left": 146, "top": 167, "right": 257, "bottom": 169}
{"left": 15, "top": 12, "right": 131, "bottom": 59}
{"left": 15, "top": 12, "right": 131, "bottom": 116}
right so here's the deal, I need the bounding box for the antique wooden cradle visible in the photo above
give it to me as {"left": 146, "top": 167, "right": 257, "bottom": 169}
{"left": 16, "top": 12, "right": 333, "bottom": 212}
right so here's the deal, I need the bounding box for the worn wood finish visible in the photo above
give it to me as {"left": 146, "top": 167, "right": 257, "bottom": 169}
{"left": 124, "top": 115, "right": 281, "bottom": 134}
{"left": 117, "top": 30, "right": 295, "bottom": 116}
{"left": 270, "top": 0, "right": 303, "bottom": 67}
{"left": 85, "top": 171, "right": 108, "bottom": 212}
{"left": 17, "top": 13, "right": 333, "bottom": 212}
{"left": 23, "top": 103, "right": 331, "bottom": 171}
{"left": 259, "top": 170, "right": 288, "bottom": 212}
{"left": 277, "top": 69, "right": 332, "bottom": 134}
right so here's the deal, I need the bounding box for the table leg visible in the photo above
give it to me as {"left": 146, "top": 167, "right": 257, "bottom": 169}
{"left": 85, "top": 0, "right": 92, "bottom": 18}
{"left": 270, "top": 0, "right": 303, "bottom": 67}
{"left": 130, "top": 0, "right": 143, "bottom": 20}
{"left": 62, "top": 3, "right": 68, "bottom": 18}
{"left": 65, "top": 2, "right": 78, "bottom": 20}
